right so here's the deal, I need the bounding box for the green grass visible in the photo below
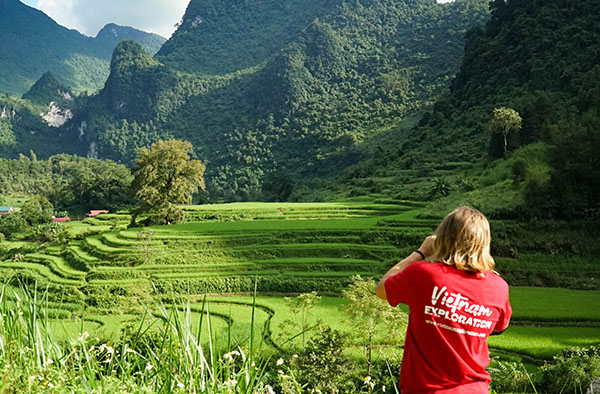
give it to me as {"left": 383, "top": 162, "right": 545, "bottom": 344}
{"left": 488, "top": 325, "right": 600, "bottom": 359}
{"left": 509, "top": 287, "right": 600, "bottom": 321}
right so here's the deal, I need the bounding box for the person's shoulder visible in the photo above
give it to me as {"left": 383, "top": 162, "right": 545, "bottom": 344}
{"left": 404, "top": 261, "right": 447, "bottom": 277}
{"left": 406, "top": 260, "right": 435, "bottom": 272}
{"left": 487, "top": 270, "right": 510, "bottom": 290}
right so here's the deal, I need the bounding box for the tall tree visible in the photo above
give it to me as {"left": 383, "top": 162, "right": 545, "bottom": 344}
{"left": 132, "top": 139, "right": 206, "bottom": 225}
{"left": 490, "top": 107, "right": 522, "bottom": 155}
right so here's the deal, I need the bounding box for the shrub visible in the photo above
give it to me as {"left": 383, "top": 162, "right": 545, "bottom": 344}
{"left": 540, "top": 346, "right": 600, "bottom": 394}
{"left": 488, "top": 360, "right": 534, "bottom": 393}
{"left": 295, "top": 325, "right": 348, "bottom": 393}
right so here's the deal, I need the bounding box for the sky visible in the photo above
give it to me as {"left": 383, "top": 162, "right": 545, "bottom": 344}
{"left": 20, "top": 0, "right": 190, "bottom": 38}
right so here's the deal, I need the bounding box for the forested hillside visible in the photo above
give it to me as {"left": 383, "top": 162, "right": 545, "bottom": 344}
{"left": 72, "top": 0, "right": 490, "bottom": 200}
{"left": 344, "top": 0, "right": 600, "bottom": 219}
{"left": 0, "top": 0, "right": 165, "bottom": 95}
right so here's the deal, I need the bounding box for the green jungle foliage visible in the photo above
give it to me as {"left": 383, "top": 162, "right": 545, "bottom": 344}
{"left": 70, "top": 0, "right": 490, "bottom": 200}
{"left": 0, "top": 154, "right": 133, "bottom": 214}
{"left": 0, "top": 0, "right": 165, "bottom": 95}
{"left": 344, "top": 0, "right": 600, "bottom": 219}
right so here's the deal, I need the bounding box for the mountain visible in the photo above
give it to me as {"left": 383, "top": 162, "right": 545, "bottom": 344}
{"left": 22, "top": 72, "right": 73, "bottom": 106}
{"left": 343, "top": 0, "right": 600, "bottom": 218}
{"left": 70, "top": 0, "right": 491, "bottom": 200}
{"left": 155, "top": 0, "right": 346, "bottom": 76}
{"left": 0, "top": 0, "right": 166, "bottom": 95}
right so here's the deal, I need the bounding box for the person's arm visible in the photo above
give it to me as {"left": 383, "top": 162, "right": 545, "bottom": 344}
{"left": 375, "top": 236, "right": 436, "bottom": 300}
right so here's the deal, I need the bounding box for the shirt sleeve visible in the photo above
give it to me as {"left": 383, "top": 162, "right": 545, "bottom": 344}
{"left": 384, "top": 261, "right": 422, "bottom": 307}
{"left": 494, "top": 287, "right": 512, "bottom": 332}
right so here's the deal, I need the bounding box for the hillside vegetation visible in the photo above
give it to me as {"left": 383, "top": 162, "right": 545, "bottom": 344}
{"left": 69, "top": 0, "right": 490, "bottom": 199}
{"left": 343, "top": 0, "right": 600, "bottom": 219}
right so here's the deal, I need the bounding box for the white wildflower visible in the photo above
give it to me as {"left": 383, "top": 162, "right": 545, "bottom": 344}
{"left": 276, "top": 358, "right": 284, "bottom": 366}
{"left": 78, "top": 332, "right": 89, "bottom": 342}
{"left": 146, "top": 362, "right": 153, "bottom": 371}
{"left": 177, "top": 382, "right": 185, "bottom": 389}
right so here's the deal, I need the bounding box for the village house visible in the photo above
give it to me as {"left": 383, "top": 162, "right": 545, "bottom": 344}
{"left": 52, "top": 217, "right": 71, "bottom": 223}
{"left": 85, "top": 210, "right": 109, "bottom": 217}
{"left": 0, "top": 206, "right": 14, "bottom": 215}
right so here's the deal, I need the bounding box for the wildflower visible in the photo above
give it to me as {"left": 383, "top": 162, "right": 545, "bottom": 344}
{"left": 276, "top": 358, "right": 284, "bottom": 366}
{"left": 382, "top": 385, "right": 386, "bottom": 392}
{"left": 126, "top": 348, "right": 138, "bottom": 355}
{"left": 78, "top": 332, "right": 89, "bottom": 342}
{"left": 43, "top": 358, "right": 54, "bottom": 367}
{"left": 47, "top": 382, "right": 54, "bottom": 388}
{"left": 177, "top": 382, "right": 185, "bottom": 389}
{"left": 292, "top": 354, "right": 298, "bottom": 358}
{"left": 251, "top": 361, "right": 256, "bottom": 367}
{"left": 266, "top": 385, "right": 275, "bottom": 394}
{"left": 277, "top": 370, "right": 284, "bottom": 375}
{"left": 363, "top": 376, "right": 371, "bottom": 384}
{"left": 29, "top": 376, "right": 37, "bottom": 382}
{"left": 224, "top": 377, "right": 237, "bottom": 386}
{"left": 223, "top": 353, "right": 234, "bottom": 362}
{"left": 146, "top": 362, "right": 153, "bottom": 371}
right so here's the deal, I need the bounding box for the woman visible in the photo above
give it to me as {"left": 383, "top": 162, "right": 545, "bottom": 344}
{"left": 375, "top": 206, "right": 511, "bottom": 393}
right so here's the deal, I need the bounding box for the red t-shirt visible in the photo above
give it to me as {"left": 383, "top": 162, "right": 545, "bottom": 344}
{"left": 385, "top": 261, "right": 512, "bottom": 394}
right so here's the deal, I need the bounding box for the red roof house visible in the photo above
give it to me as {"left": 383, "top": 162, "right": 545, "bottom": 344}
{"left": 86, "top": 210, "right": 109, "bottom": 217}
{"left": 52, "top": 217, "right": 71, "bottom": 223}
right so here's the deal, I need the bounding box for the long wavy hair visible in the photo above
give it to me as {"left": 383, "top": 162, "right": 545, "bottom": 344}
{"left": 431, "top": 206, "right": 495, "bottom": 273}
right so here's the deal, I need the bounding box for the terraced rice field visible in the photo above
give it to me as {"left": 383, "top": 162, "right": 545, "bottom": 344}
{"left": 1, "top": 201, "right": 598, "bottom": 362}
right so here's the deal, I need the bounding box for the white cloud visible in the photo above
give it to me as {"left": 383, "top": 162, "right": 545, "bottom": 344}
{"left": 36, "top": 0, "right": 190, "bottom": 38}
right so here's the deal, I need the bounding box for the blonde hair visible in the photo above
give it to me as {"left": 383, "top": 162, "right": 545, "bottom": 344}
{"left": 431, "top": 206, "right": 495, "bottom": 273}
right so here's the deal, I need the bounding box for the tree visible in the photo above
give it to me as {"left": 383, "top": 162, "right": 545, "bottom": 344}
{"left": 20, "top": 195, "right": 53, "bottom": 226}
{"left": 132, "top": 139, "right": 206, "bottom": 225}
{"left": 284, "top": 291, "right": 321, "bottom": 352}
{"left": 490, "top": 107, "right": 522, "bottom": 155}
{"left": 342, "top": 276, "right": 407, "bottom": 376}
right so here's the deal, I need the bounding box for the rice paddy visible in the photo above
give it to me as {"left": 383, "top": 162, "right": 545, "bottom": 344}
{"left": 0, "top": 200, "right": 598, "bottom": 366}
